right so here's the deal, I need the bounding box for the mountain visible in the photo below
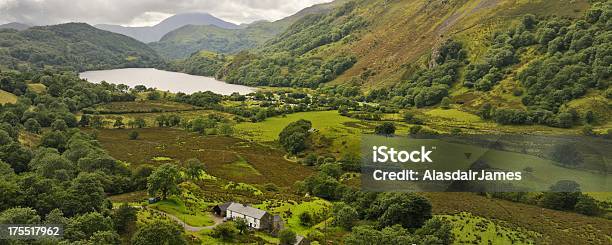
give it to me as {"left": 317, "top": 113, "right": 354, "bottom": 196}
{"left": 179, "top": 0, "right": 610, "bottom": 127}
{"left": 210, "top": 0, "right": 592, "bottom": 87}
{"left": 96, "top": 12, "right": 240, "bottom": 43}
{"left": 150, "top": 0, "right": 346, "bottom": 59}
{"left": 0, "top": 22, "right": 31, "bottom": 31}
{"left": 0, "top": 23, "right": 163, "bottom": 71}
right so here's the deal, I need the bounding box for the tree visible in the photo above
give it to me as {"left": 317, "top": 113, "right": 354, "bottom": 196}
{"left": 550, "top": 143, "right": 582, "bottom": 166}
{"left": 574, "top": 194, "right": 600, "bottom": 216}
{"left": 333, "top": 203, "right": 358, "bottom": 230}
{"left": 147, "top": 91, "right": 161, "bottom": 100}
{"left": 112, "top": 203, "right": 137, "bottom": 233}
{"left": 79, "top": 114, "right": 91, "bottom": 127}
{"left": 24, "top": 118, "right": 41, "bottom": 133}
{"left": 128, "top": 131, "right": 139, "bottom": 140}
{"left": 0, "top": 207, "right": 41, "bottom": 224}
{"left": 539, "top": 180, "right": 581, "bottom": 211}
{"left": 64, "top": 212, "right": 114, "bottom": 241}
{"left": 369, "top": 193, "right": 432, "bottom": 229}
{"left": 279, "top": 229, "right": 297, "bottom": 245}
{"left": 320, "top": 163, "right": 343, "bottom": 179}
{"left": 132, "top": 220, "right": 186, "bottom": 245}
{"left": 31, "top": 152, "right": 76, "bottom": 180}
{"left": 415, "top": 217, "right": 454, "bottom": 244}
{"left": 51, "top": 119, "right": 68, "bottom": 131}
{"left": 185, "top": 158, "right": 205, "bottom": 180}
{"left": 0, "top": 129, "right": 12, "bottom": 145}
{"left": 147, "top": 163, "right": 181, "bottom": 200}
{"left": 65, "top": 173, "right": 106, "bottom": 216}
{"left": 0, "top": 142, "right": 33, "bottom": 173}
{"left": 440, "top": 97, "right": 451, "bottom": 109}
{"left": 375, "top": 122, "right": 396, "bottom": 136}
{"left": 279, "top": 119, "right": 312, "bottom": 154}
{"left": 88, "top": 231, "right": 121, "bottom": 245}
{"left": 133, "top": 164, "right": 154, "bottom": 190}
{"left": 40, "top": 130, "right": 68, "bottom": 152}
{"left": 218, "top": 123, "right": 234, "bottom": 136}
{"left": 234, "top": 217, "right": 249, "bottom": 234}
{"left": 299, "top": 211, "right": 313, "bottom": 227}
{"left": 212, "top": 221, "right": 238, "bottom": 241}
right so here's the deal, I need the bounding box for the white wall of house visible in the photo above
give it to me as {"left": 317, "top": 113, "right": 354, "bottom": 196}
{"left": 226, "top": 210, "right": 261, "bottom": 229}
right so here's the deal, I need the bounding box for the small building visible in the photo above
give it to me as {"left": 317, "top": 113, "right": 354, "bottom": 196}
{"left": 212, "top": 202, "right": 232, "bottom": 217}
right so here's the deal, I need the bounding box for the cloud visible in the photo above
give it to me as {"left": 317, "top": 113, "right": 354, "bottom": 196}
{"left": 0, "top": 0, "right": 333, "bottom": 26}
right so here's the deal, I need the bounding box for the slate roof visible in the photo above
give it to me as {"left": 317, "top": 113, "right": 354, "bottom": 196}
{"left": 217, "top": 202, "right": 232, "bottom": 211}
{"left": 227, "top": 202, "right": 267, "bottom": 219}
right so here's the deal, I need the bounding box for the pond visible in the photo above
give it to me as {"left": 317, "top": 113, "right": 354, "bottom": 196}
{"left": 79, "top": 68, "right": 255, "bottom": 95}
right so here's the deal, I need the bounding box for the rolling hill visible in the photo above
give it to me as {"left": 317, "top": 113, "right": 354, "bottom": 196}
{"left": 96, "top": 12, "right": 240, "bottom": 43}
{"left": 149, "top": 0, "right": 347, "bottom": 59}
{"left": 0, "top": 22, "right": 30, "bottom": 31}
{"left": 0, "top": 23, "right": 163, "bottom": 71}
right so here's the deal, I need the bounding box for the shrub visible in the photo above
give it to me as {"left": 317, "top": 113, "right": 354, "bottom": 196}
{"left": 279, "top": 229, "right": 297, "bottom": 245}
{"left": 128, "top": 131, "right": 139, "bottom": 140}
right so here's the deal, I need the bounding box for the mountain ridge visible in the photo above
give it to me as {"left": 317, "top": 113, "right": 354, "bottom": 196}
{"left": 95, "top": 12, "right": 240, "bottom": 43}
{"left": 150, "top": 0, "right": 347, "bottom": 59}
{"left": 0, "top": 22, "right": 31, "bottom": 31}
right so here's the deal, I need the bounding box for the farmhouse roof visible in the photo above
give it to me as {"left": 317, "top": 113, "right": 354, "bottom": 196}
{"left": 217, "top": 202, "right": 232, "bottom": 211}
{"left": 227, "top": 202, "right": 267, "bottom": 219}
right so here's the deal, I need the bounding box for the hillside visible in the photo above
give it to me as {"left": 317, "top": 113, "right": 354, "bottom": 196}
{"left": 96, "top": 12, "right": 240, "bottom": 43}
{"left": 149, "top": 23, "right": 275, "bottom": 59}
{"left": 0, "top": 23, "right": 162, "bottom": 71}
{"left": 0, "top": 22, "right": 30, "bottom": 31}
{"left": 150, "top": 0, "right": 346, "bottom": 59}
{"left": 192, "top": 0, "right": 609, "bottom": 129}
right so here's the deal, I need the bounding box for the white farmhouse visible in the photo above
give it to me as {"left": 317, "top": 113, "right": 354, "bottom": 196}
{"left": 225, "top": 202, "right": 270, "bottom": 229}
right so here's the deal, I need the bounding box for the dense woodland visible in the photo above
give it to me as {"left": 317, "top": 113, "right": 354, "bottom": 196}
{"left": 0, "top": 23, "right": 162, "bottom": 72}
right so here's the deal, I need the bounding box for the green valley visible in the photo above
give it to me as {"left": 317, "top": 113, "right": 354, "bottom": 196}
{"left": 0, "top": 0, "right": 610, "bottom": 245}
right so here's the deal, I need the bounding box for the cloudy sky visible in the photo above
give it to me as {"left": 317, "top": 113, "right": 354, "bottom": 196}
{"left": 0, "top": 0, "right": 333, "bottom": 26}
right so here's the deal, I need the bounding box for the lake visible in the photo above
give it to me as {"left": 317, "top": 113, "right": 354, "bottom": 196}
{"left": 79, "top": 68, "right": 255, "bottom": 95}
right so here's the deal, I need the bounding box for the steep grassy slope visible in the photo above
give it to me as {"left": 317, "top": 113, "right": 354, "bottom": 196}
{"left": 0, "top": 23, "right": 163, "bottom": 71}
{"left": 207, "top": 0, "right": 589, "bottom": 86}
{"left": 149, "top": 0, "right": 347, "bottom": 59}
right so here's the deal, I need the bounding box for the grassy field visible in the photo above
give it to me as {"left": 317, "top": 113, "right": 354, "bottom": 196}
{"left": 149, "top": 197, "right": 214, "bottom": 227}
{"left": 94, "top": 128, "right": 314, "bottom": 187}
{"left": 441, "top": 212, "right": 539, "bottom": 244}
{"left": 425, "top": 192, "right": 612, "bottom": 244}
{"left": 0, "top": 90, "right": 17, "bottom": 104}
{"left": 236, "top": 110, "right": 388, "bottom": 155}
